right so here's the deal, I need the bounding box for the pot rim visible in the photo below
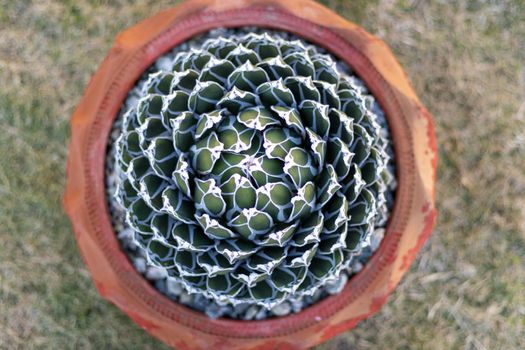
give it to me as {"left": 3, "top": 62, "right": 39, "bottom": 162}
{"left": 64, "top": 0, "right": 437, "bottom": 347}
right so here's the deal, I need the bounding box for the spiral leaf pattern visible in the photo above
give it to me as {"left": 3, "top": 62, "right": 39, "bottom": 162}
{"left": 115, "top": 33, "right": 394, "bottom": 308}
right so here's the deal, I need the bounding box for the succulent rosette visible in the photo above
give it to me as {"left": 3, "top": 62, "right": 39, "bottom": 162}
{"left": 114, "top": 33, "right": 394, "bottom": 308}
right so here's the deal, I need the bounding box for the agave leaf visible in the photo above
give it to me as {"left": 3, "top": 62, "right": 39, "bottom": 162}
{"left": 232, "top": 266, "right": 269, "bottom": 288}
{"left": 225, "top": 44, "right": 258, "bottom": 66}
{"left": 328, "top": 108, "right": 354, "bottom": 144}
{"left": 298, "top": 100, "right": 330, "bottom": 139}
{"left": 305, "top": 127, "right": 326, "bottom": 172}
{"left": 190, "top": 131, "right": 224, "bottom": 175}
{"left": 288, "top": 181, "right": 316, "bottom": 221}
{"left": 115, "top": 177, "right": 138, "bottom": 208}
{"left": 227, "top": 61, "right": 270, "bottom": 92}
{"left": 171, "top": 221, "right": 213, "bottom": 252}
{"left": 126, "top": 198, "right": 156, "bottom": 234}
{"left": 342, "top": 163, "right": 366, "bottom": 204}
{"left": 197, "top": 252, "right": 237, "bottom": 277}
{"left": 289, "top": 211, "right": 324, "bottom": 247}
{"left": 138, "top": 173, "right": 168, "bottom": 211}
{"left": 145, "top": 71, "right": 174, "bottom": 95}
{"left": 263, "top": 127, "right": 302, "bottom": 161}
{"left": 345, "top": 223, "right": 370, "bottom": 252}
{"left": 255, "top": 182, "right": 293, "bottom": 222}
{"left": 360, "top": 147, "right": 384, "bottom": 184}
{"left": 314, "top": 80, "right": 340, "bottom": 109}
{"left": 315, "top": 164, "right": 341, "bottom": 208}
{"left": 176, "top": 49, "right": 212, "bottom": 71}
{"left": 349, "top": 188, "right": 376, "bottom": 226}
{"left": 248, "top": 279, "right": 285, "bottom": 303}
{"left": 195, "top": 212, "right": 237, "bottom": 240}
{"left": 229, "top": 208, "right": 274, "bottom": 239}
{"left": 309, "top": 250, "right": 344, "bottom": 280}
{"left": 126, "top": 156, "right": 149, "bottom": 191}
{"left": 257, "top": 56, "right": 294, "bottom": 80}
{"left": 279, "top": 39, "right": 308, "bottom": 56}
{"left": 170, "top": 112, "right": 197, "bottom": 154}
{"left": 351, "top": 124, "right": 374, "bottom": 166}
{"left": 256, "top": 222, "right": 298, "bottom": 247}
{"left": 150, "top": 214, "right": 173, "bottom": 240}
{"left": 248, "top": 154, "right": 288, "bottom": 187}
{"left": 283, "top": 147, "right": 317, "bottom": 188}
{"left": 210, "top": 152, "right": 249, "bottom": 184}
{"left": 311, "top": 55, "right": 339, "bottom": 85}
{"left": 172, "top": 154, "right": 193, "bottom": 199}
{"left": 244, "top": 33, "right": 281, "bottom": 59}
{"left": 326, "top": 137, "right": 354, "bottom": 180}
{"left": 256, "top": 79, "right": 296, "bottom": 107}
{"left": 238, "top": 106, "right": 280, "bottom": 130}
{"left": 271, "top": 105, "right": 305, "bottom": 137}
{"left": 283, "top": 51, "right": 315, "bottom": 78}
{"left": 194, "top": 178, "right": 226, "bottom": 217}
{"left": 217, "top": 115, "right": 258, "bottom": 153}
{"left": 220, "top": 174, "right": 257, "bottom": 220}
{"left": 137, "top": 117, "right": 168, "bottom": 151}
{"left": 339, "top": 88, "right": 365, "bottom": 121}
{"left": 284, "top": 76, "right": 320, "bottom": 102}
{"left": 217, "top": 87, "right": 260, "bottom": 114}
{"left": 116, "top": 131, "right": 141, "bottom": 170}
{"left": 162, "top": 91, "right": 190, "bottom": 127}
{"left": 147, "top": 238, "right": 176, "bottom": 269}
{"left": 136, "top": 94, "right": 163, "bottom": 124}
{"left": 215, "top": 239, "right": 259, "bottom": 264}
{"left": 321, "top": 191, "right": 349, "bottom": 234}
{"left": 318, "top": 224, "right": 348, "bottom": 254}
{"left": 161, "top": 187, "right": 196, "bottom": 224}
{"left": 199, "top": 57, "right": 236, "bottom": 84}
{"left": 170, "top": 69, "right": 199, "bottom": 93}
{"left": 202, "top": 37, "right": 237, "bottom": 58}
{"left": 144, "top": 137, "right": 177, "bottom": 179}
{"left": 206, "top": 274, "right": 243, "bottom": 296}
{"left": 286, "top": 243, "right": 318, "bottom": 268}
{"left": 269, "top": 266, "right": 307, "bottom": 293}
{"left": 247, "top": 246, "right": 287, "bottom": 274}
{"left": 175, "top": 250, "right": 206, "bottom": 276}
{"left": 194, "top": 109, "right": 225, "bottom": 140}
{"left": 188, "top": 81, "right": 225, "bottom": 114}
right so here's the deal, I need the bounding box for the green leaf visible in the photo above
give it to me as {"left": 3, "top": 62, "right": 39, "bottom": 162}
{"left": 217, "top": 87, "right": 260, "bottom": 114}
{"left": 195, "top": 213, "right": 238, "bottom": 240}
{"left": 257, "top": 56, "right": 294, "bottom": 80}
{"left": 256, "top": 79, "right": 296, "bottom": 107}
{"left": 227, "top": 61, "right": 269, "bottom": 92}
{"left": 188, "top": 81, "right": 225, "bottom": 114}
{"left": 263, "top": 127, "right": 302, "bottom": 161}
{"left": 194, "top": 178, "right": 226, "bottom": 217}
{"left": 199, "top": 57, "right": 236, "bottom": 84}
{"left": 225, "top": 44, "right": 259, "bottom": 66}
{"left": 171, "top": 221, "right": 213, "bottom": 252}
{"left": 284, "top": 76, "right": 320, "bottom": 102}
{"left": 220, "top": 174, "right": 257, "bottom": 220}
{"left": 161, "top": 187, "right": 196, "bottom": 224}
{"left": 298, "top": 100, "right": 330, "bottom": 139}
{"left": 170, "top": 69, "right": 199, "bottom": 93}
{"left": 283, "top": 147, "right": 317, "bottom": 188}
{"left": 229, "top": 208, "right": 274, "bottom": 239}
{"left": 238, "top": 106, "right": 280, "bottom": 130}
{"left": 190, "top": 131, "right": 224, "bottom": 175}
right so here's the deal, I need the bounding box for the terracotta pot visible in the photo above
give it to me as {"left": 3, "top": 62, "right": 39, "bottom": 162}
{"left": 63, "top": 0, "right": 437, "bottom": 349}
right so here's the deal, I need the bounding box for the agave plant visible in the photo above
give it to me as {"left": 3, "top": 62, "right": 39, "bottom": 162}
{"left": 114, "top": 33, "right": 393, "bottom": 308}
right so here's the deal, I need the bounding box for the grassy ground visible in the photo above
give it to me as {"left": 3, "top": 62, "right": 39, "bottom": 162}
{"left": 0, "top": 0, "right": 523, "bottom": 349}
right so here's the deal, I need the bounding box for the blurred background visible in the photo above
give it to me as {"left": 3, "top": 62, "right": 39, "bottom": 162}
{"left": 0, "top": 1, "right": 523, "bottom": 349}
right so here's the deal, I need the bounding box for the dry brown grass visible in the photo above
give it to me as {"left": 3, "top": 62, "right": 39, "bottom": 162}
{"left": 1, "top": 1, "right": 524, "bottom": 349}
